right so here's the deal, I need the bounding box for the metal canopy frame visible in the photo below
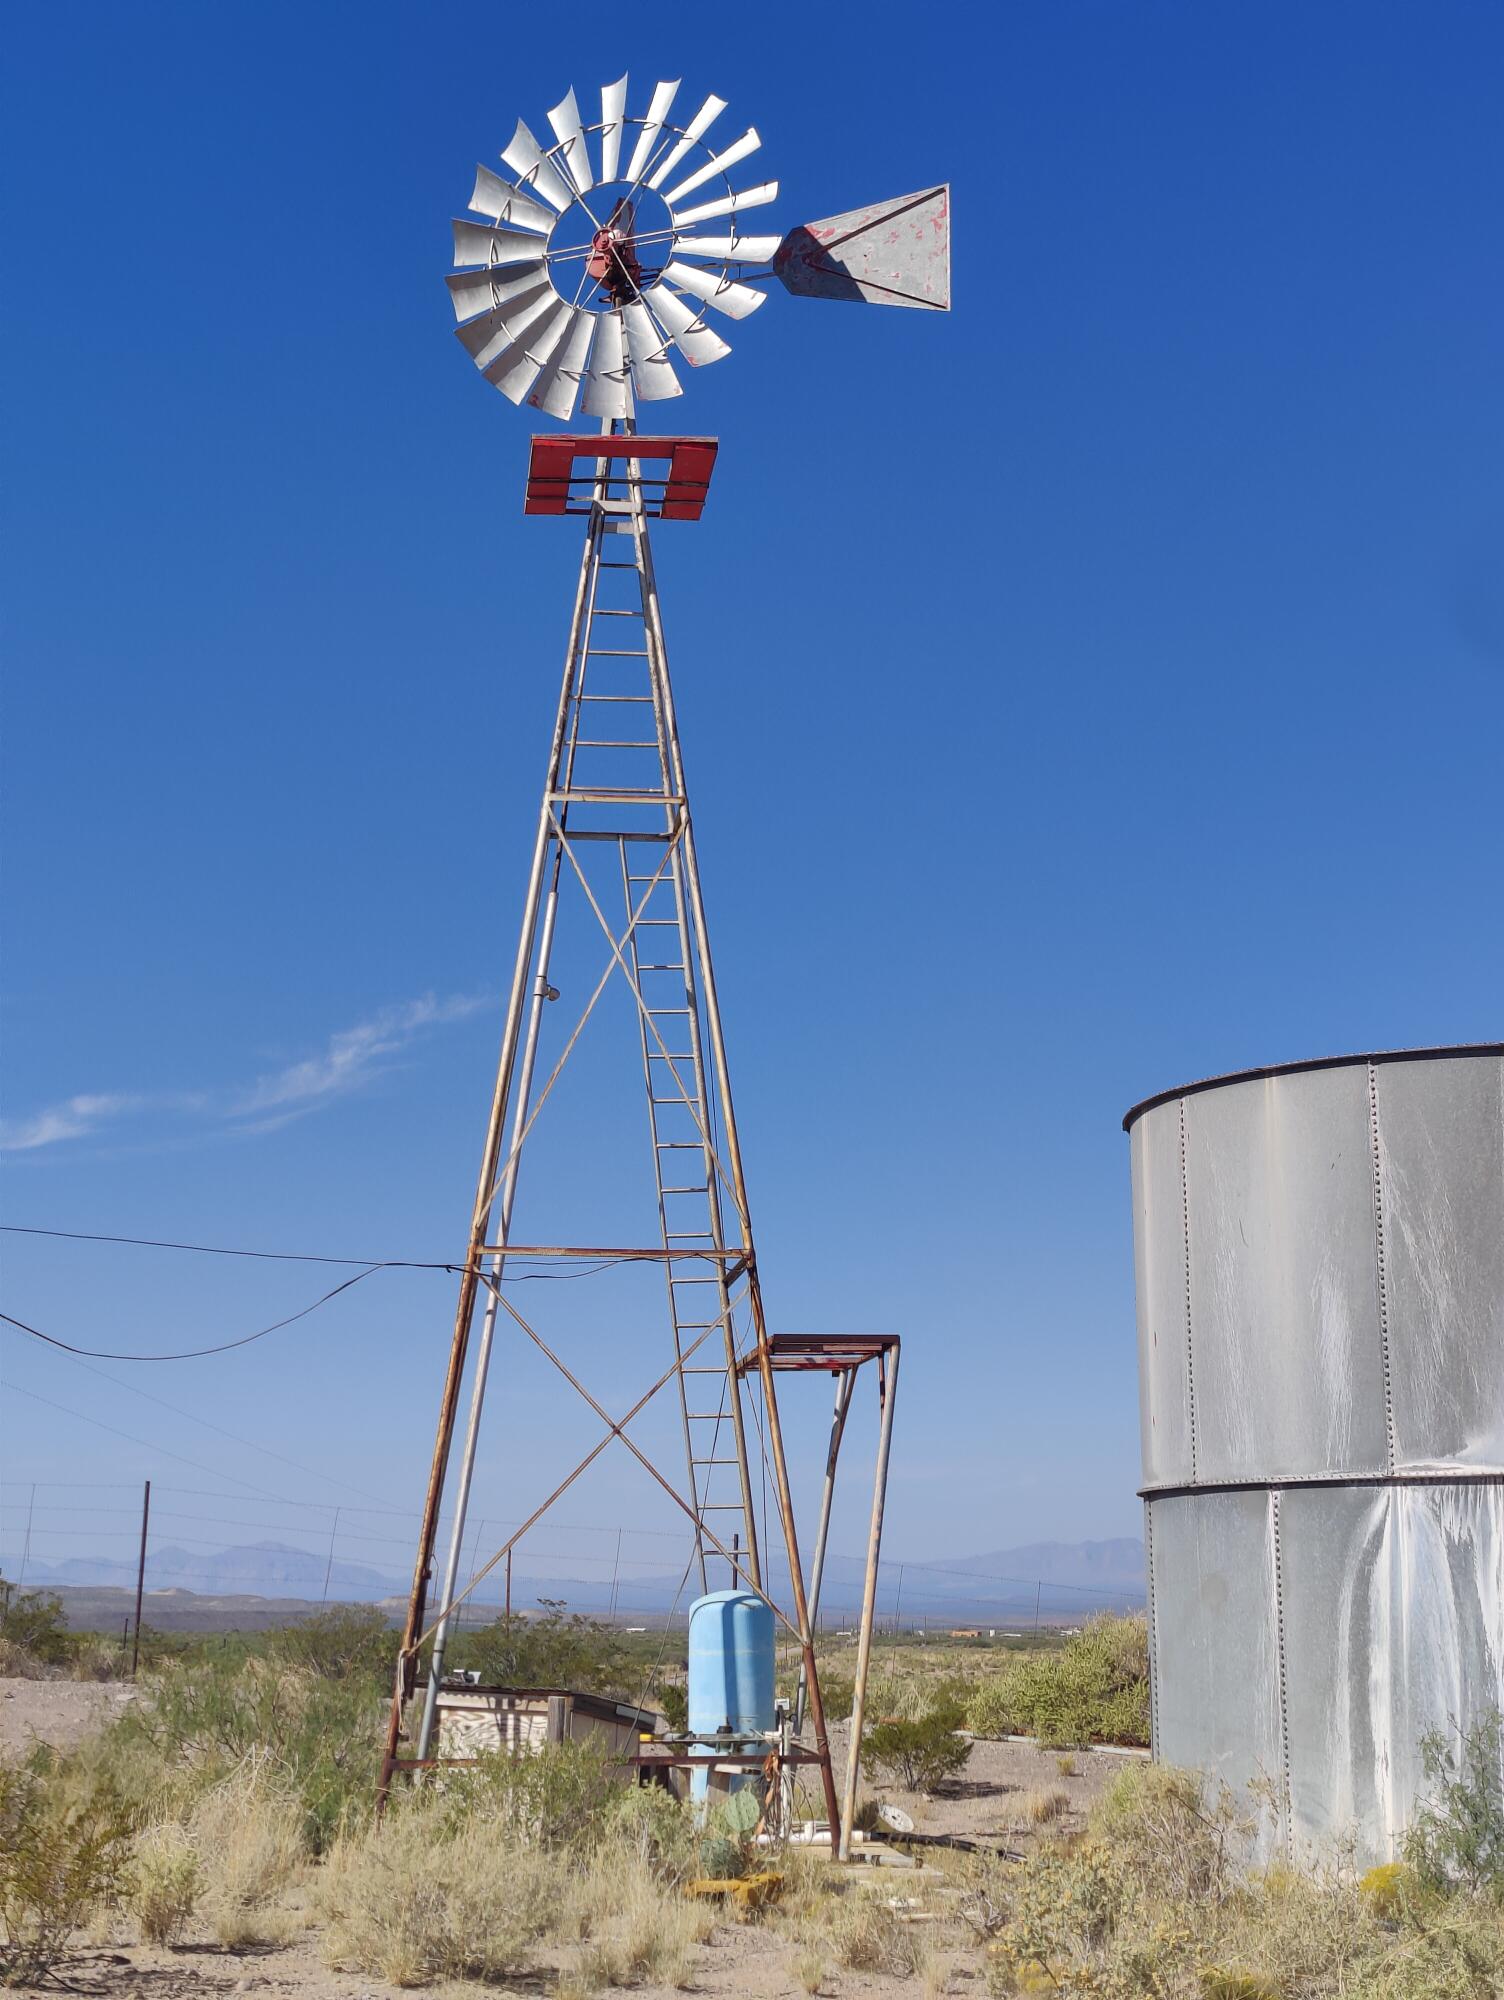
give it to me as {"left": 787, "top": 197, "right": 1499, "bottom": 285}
{"left": 378, "top": 423, "right": 895, "bottom": 1850}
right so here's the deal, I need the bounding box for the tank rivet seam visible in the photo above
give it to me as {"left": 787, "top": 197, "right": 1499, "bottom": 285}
{"left": 1179, "top": 1097, "right": 1198, "bottom": 1484}
{"left": 1368, "top": 1062, "right": 1397, "bottom": 1473}
{"left": 1271, "top": 1487, "right": 1293, "bottom": 1859}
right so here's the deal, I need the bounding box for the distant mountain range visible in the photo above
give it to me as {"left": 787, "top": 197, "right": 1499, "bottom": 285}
{"left": 6, "top": 1534, "right": 1144, "bottom": 1620}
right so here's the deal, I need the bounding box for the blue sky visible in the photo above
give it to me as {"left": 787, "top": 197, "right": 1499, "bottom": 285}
{"left": 4, "top": 2, "right": 1503, "bottom": 1607}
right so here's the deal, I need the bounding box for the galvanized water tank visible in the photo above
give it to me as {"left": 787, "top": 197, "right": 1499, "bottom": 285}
{"left": 687, "top": 1589, "right": 775, "bottom": 1802}
{"left": 1125, "top": 1045, "right": 1504, "bottom": 1860}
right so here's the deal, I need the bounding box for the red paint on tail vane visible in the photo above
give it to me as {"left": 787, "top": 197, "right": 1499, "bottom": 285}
{"left": 524, "top": 436, "right": 719, "bottom": 520}
{"left": 774, "top": 185, "right": 950, "bottom": 310}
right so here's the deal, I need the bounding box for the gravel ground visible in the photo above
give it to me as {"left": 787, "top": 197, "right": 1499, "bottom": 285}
{"left": 0, "top": 1675, "right": 137, "bottom": 1760}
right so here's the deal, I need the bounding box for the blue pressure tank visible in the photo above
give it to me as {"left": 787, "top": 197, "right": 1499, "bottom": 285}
{"left": 687, "top": 1589, "right": 775, "bottom": 1802}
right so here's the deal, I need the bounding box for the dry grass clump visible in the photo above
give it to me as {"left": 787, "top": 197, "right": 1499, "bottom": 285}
{"left": 130, "top": 1824, "right": 199, "bottom": 1944}
{"left": 317, "top": 1749, "right": 722, "bottom": 1991}
{"left": 0, "top": 1636, "right": 49, "bottom": 1680}
{"left": 190, "top": 1758, "right": 304, "bottom": 1945}
{"left": 574, "top": 1860, "right": 707, "bottom": 1990}
{"left": 792, "top": 1942, "right": 828, "bottom": 1993}
{"left": 829, "top": 1888, "right": 927, "bottom": 1976}
{"left": 318, "top": 1809, "right": 553, "bottom": 1986}
{"left": 1019, "top": 1787, "right": 1069, "bottom": 1826}
{"left": 1056, "top": 1752, "right": 1079, "bottom": 1777}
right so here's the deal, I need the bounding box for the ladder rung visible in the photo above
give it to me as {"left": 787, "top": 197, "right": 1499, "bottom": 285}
{"left": 662, "top": 1186, "right": 709, "bottom": 1195}
{"left": 635, "top": 920, "right": 678, "bottom": 927}
{"left": 649, "top": 1052, "right": 696, "bottom": 1061}
{"left": 655, "top": 1139, "right": 699, "bottom": 1146}
{"left": 639, "top": 963, "right": 686, "bottom": 971}
{"left": 588, "top": 648, "right": 650, "bottom": 658}
{"left": 693, "top": 1459, "right": 742, "bottom": 1468}
{"left": 591, "top": 608, "right": 639, "bottom": 618}
{"left": 597, "top": 561, "right": 636, "bottom": 569}
{"left": 573, "top": 740, "right": 659, "bottom": 749}
{"left": 674, "top": 1280, "right": 722, "bottom": 1289}
{"left": 699, "top": 1504, "right": 747, "bottom": 1512}
{"left": 580, "top": 694, "right": 652, "bottom": 703}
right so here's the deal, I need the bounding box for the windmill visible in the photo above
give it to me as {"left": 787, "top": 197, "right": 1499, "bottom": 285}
{"left": 383, "top": 76, "right": 948, "bottom": 1851}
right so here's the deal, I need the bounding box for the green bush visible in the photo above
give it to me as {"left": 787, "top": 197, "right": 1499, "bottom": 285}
{"left": 863, "top": 1709, "right": 971, "bottom": 1792}
{"left": 437, "top": 1740, "right": 630, "bottom": 1851}
{"left": 0, "top": 1584, "right": 72, "bottom": 1668}
{"left": 0, "top": 1765, "right": 132, "bottom": 1985}
{"left": 272, "top": 1605, "right": 392, "bottom": 1685}
{"left": 61, "top": 1653, "right": 382, "bottom": 1854}
{"left": 657, "top": 1679, "right": 688, "bottom": 1731}
{"left": 1405, "top": 1711, "right": 1504, "bottom": 1897}
{"left": 455, "top": 1599, "right": 633, "bottom": 1697}
{"left": 965, "top": 1614, "right": 1149, "bottom": 1748}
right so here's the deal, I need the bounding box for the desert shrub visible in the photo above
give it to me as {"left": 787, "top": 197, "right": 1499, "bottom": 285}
{"left": 439, "top": 1740, "right": 629, "bottom": 1850}
{"left": 970, "top": 1758, "right": 1504, "bottom": 2000}
{"left": 1091, "top": 1760, "right": 1246, "bottom": 1906}
{"left": 318, "top": 1808, "right": 554, "bottom": 1986}
{"left": 0, "top": 1587, "right": 72, "bottom": 1668}
{"left": 657, "top": 1678, "right": 688, "bottom": 1731}
{"left": 0, "top": 1637, "right": 47, "bottom": 1680}
{"left": 0, "top": 1764, "right": 132, "bottom": 1985}
{"left": 110, "top": 1652, "right": 381, "bottom": 1850}
{"left": 863, "top": 1710, "right": 970, "bottom": 1793}
{"left": 966, "top": 1614, "right": 1149, "bottom": 1748}
{"left": 457, "top": 1599, "right": 633, "bottom": 1697}
{"left": 1404, "top": 1711, "right": 1504, "bottom": 1897}
{"left": 130, "top": 1824, "right": 199, "bottom": 1944}
{"left": 812, "top": 1673, "right": 854, "bottom": 1722}
{"left": 604, "top": 1782, "right": 702, "bottom": 1886}
{"left": 864, "top": 1671, "right": 935, "bottom": 1724}
{"left": 272, "top": 1604, "right": 392, "bottom": 1685}
{"left": 68, "top": 1639, "right": 129, "bottom": 1682}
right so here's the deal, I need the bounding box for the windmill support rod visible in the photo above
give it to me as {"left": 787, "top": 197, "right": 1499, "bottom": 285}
{"left": 416, "top": 880, "right": 562, "bottom": 1758}
{"left": 379, "top": 496, "right": 606, "bottom": 1810}
{"left": 795, "top": 1368, "right": 856, "bottom": 1733}
{"left": 839, "top": 1344, "right": 901, "bottom": 1860}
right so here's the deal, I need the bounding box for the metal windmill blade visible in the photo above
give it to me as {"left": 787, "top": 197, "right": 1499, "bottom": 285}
{"left": 444, "top": 78, "right": 950, "bottom": 421}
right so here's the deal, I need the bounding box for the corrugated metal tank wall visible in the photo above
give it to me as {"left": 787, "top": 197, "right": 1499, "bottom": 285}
{"left": 1125, "top": 1046, "right": 1504, "bottom": 1860}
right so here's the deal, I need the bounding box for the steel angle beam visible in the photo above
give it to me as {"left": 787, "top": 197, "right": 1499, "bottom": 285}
{"left": 774, "top": 185, "right": 951, "bottom": 309}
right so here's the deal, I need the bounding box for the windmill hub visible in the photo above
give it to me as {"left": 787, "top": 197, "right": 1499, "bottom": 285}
{"left": 570, "top": 190, "right": 666, "bottom": 309}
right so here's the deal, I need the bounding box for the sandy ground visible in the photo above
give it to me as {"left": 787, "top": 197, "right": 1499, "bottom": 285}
{"left": 0, "top": 1674, "right": 136, "bottom": 1759}
{"left": 4, "top": 1679, "right": 1141, "bottom": 1995}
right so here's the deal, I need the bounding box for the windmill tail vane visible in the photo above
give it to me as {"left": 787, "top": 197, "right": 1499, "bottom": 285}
{"left": 447, "top": 74, "right": 950, "bottom": 419}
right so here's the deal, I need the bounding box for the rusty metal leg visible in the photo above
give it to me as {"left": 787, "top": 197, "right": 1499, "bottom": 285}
{"left": 839, "top": 1345, "right": 900, "bottom": 1860}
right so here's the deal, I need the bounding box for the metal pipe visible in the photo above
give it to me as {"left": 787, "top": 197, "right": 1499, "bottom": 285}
{"left": 795, "top": 1369, "right": 856, "bottom": 1733}
{"left": 130, "top": 1479, "right": 151, "bottom": 1677}
{"left": 417, "top": 882, "right": 562, "bottom": 1758}
{"left": 839, "top": 1344, "right": 900, "bottom": 1860}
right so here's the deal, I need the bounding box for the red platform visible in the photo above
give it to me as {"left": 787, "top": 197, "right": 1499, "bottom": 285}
{"left": 525, "top": 436, "right": 718, "bottom": 521}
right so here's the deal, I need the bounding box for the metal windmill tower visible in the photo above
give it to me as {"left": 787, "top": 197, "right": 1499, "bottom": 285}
{"left": 382, "top": 75, "right": 949, "bottom": 1847}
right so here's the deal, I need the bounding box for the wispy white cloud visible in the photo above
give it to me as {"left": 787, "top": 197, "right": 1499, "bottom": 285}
{"left": 1, "top": 993, "right": 490, "bottom": 1154}
{"left": 0, "top": 1093, "right": 144, "bottom": 1153}
{"left": 233, "top": 994, "right": 491, "bottom": 1129}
